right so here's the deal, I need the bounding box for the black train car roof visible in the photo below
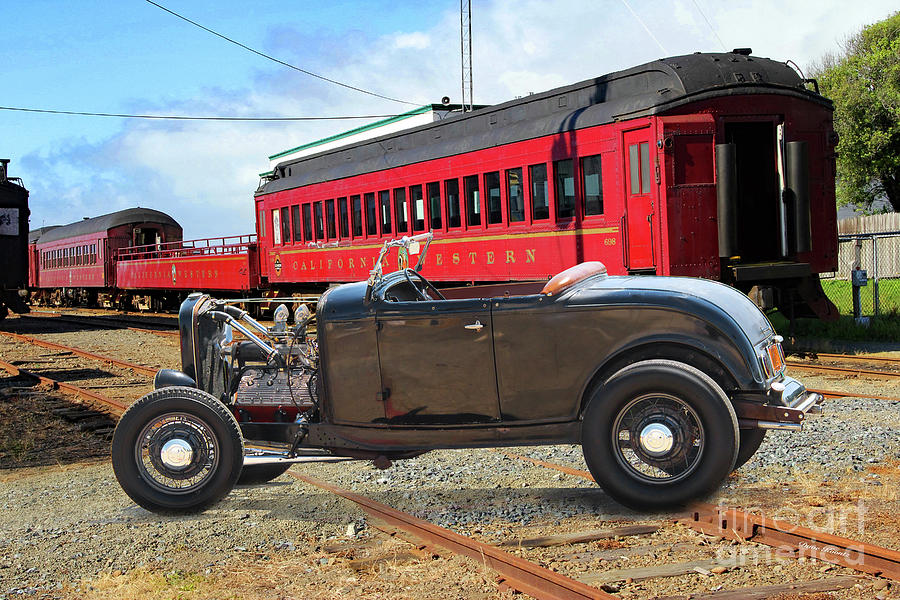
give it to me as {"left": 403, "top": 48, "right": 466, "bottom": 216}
{"left": 33, "top": 208, "right": 181, "bottom": 244}
{"left": 258, "top": 51, "right": 832, "bottom": 196}
{"left": 28, "top": 226, "right": 60, "bottom": 244}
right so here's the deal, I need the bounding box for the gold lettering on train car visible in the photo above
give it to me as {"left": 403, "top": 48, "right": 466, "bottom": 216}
{"left": 526, "top": 249, "right": 536, "bottom": 263}
{"left": 436, "top": 253, "right": 442, "bottom": 265}
{"left": 506, "top": 250, "right": 515, "bottom": 264}
{"left": 337, "top": 259, "right": 343, "bottom": 269}
{"left": 348, "top": 258, "right": 354, "bottom": 269}
{"left": 469, "top": 251, "right": 477, "bottom": 264}
{"left": 214, "top": 270, "right": 218, "bottom": 277}
{"left": 301, "top": 262, "right": 307, "bottom": 270}
{"left": 486, "top": 251, "right": 495, "bottom": 264}
{"left": 327, "top": 259, "right": 332, "bottom": 269}
{"left": 452, "top": 253, "right": 460, "bottom": 265}
{"left": 292, "top": 261, "right": 298, "bottom": 270}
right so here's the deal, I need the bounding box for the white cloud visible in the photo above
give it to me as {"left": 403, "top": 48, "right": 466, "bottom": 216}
{"left": 393, "top": 32, "right": 431, "bottom": 50}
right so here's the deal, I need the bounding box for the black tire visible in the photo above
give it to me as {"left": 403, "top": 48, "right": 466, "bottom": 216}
{"left": 237, "top": 462, "right": 292, "bottom": 485}
{"left": 581, "top": 359, "right": 739, "bottom": 510}
{"left": 111, "top": 386, "right": 244, "bottom": 514}
{"left": 734, "top": 428, "right": 767, "bottom": 471}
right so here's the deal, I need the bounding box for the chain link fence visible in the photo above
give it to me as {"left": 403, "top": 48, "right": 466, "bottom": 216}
{"left": 819, "top": 232, "right": 900, "bottom": 317}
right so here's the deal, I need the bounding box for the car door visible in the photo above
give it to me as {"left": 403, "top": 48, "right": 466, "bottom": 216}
{"left": 376, "top": 297, "right": 501, "bottom": 424}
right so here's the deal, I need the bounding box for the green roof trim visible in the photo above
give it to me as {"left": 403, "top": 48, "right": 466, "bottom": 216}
{"left": 268, "top": 105, "right": 433, "bottom": 161}
{"left": 259, "top": 170, "right": 274, "bottom": 177}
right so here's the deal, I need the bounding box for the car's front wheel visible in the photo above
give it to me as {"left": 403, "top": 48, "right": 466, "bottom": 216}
{"left": 582, "top": 359, "right": 739, "bottom": 510}
{"left": 111, "top": 386, "right": 244, "bottom": 514}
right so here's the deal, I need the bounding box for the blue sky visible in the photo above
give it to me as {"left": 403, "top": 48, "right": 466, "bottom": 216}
{"left": 2, "top": 0, "right": 897, "bottom": 238}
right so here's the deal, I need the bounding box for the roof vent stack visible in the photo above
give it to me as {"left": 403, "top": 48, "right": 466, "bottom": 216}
{"left": 0, "top": 159, "right": 9, "bottom": 183}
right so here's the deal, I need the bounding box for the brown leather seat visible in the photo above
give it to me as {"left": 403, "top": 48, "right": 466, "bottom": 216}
{"left": 541, "top": 261, "right": 608, "bottom": 296}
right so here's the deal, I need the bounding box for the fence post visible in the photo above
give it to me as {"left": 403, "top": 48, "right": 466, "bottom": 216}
{"left": 872, "top": 236, "right": 880, "bottom": 317}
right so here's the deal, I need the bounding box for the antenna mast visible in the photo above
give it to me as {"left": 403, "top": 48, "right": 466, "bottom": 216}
{"left": 460, "top": 0, "right": 473, "bottom": 111}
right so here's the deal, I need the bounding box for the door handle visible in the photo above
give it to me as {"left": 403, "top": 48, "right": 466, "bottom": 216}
{"left": 464, "top": 320, "right": 484, "bottom": 331}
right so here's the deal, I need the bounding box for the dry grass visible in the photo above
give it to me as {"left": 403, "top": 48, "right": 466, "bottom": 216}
{"left": 59, "top": 536, "right": 518, "bottom": 600}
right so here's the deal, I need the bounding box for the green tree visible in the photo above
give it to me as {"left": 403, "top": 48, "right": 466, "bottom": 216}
{"left": 813, "top": 12, "right": 900, "bottom": 211}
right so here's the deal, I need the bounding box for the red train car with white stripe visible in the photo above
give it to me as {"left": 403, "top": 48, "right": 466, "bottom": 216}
{"left": 254, "top": 50, "right": 839, "bottom": 319}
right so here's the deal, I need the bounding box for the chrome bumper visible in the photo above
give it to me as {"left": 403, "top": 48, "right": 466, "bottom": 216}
{"left": 737, "top": 376, "right": 823, "bottom": 432}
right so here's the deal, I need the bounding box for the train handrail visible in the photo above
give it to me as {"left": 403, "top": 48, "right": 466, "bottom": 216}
{"left": 116, "top": 234, "right": 257, "bottom": 261}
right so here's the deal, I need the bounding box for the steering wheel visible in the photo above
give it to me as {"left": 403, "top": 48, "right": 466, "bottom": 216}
{"left": 404, "top": 269, "right": 446, "bottom": 301}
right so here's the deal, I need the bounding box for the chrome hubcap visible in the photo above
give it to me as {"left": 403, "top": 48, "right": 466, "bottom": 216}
{"left": 160, "top": 438, "right": 194, "bottom": 469}
{"left": 639, "top": 423, "right": 674, "bottom": 456}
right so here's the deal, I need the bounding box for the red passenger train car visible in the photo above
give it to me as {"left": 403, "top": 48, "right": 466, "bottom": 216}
{"left": 254, "top": 50, "right": 839, "bottom": 319}
{"left": 30, "top": 208, "right": 182, "bottom": 306}
{"left": 29, "top": 209, "right": 261, "bottom": 310}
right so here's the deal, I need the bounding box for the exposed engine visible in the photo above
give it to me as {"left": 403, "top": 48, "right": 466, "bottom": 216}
{"left": 233, "top": 367, "right": 317, "bottom": 410}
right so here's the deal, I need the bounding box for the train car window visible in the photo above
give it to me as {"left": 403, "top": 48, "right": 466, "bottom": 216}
{"left": 302, "top": 204, "right": 313, "bottom": 241}
{"left": 506, "top": 168, "right": 525, "bottom": 223}
{"left": 280, "top": 207, "right": 290, "bottom": 245}
{"left": 529, "top": 164, "right": 549, "bottom": 220}
{"left": 581, "top": 155, "right": 604, "bottom": 215}
{"left": 554, "top": 159, "right": 575, "bottom": 219}
{"left": 314, "top": 201, "right": 324, "bottom": 240}
{"left": 379, "top": 190, "right": 392, "bottom": 235}
{"left": 272, "top": 209, "right": 282, "bottom": 245}
{"left": 485, "top": 171, "right": 502, "bottom": 225}
{"left": 426, "top": 182, "right": 442, "bottom": 229}
{"left": 629, "top": 142, "right": 652, "bottom": 194}
{"left": 325, "top": 200, "right": 336, "bottom": 239}
{"left": 258, "top": 209, "right": 266, "bottom": 238}
{"left": 291, "top": 205, "right": 302, "bottom": 242}
{"left": 338, "top": 197, "right": 349, "bottom": 238}
{"left": 365, "top": 193, "right": 377, "bottom": 236}
{"left": 409, "top": 185, "right": 425, "bottom": 231}
{"left": 464, "top": 175, "right": 481, "bottom": 227}
{"left": 351, "top": 195, "right": 363, "bottom": 237}
{"left": 393, "top": 188, "right": 408, "bottom": 233}
{"left": 444, "top": 179, "right": 461, "bottom": 228}
{"left": 91, "top": 244, "right": 97, "bottom": 264}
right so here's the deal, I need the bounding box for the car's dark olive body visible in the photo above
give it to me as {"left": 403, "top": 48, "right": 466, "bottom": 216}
{"left": 112, "top": 249, "right": 820, "bottom": 513}
{"left": 305, "top": 270, "right": 773, "bottom": 453}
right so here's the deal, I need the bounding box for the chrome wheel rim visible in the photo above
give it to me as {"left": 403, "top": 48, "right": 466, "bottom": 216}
{"left": 611, "top": 393, "right": 704, "bottom": 484}
{"left": 135, "top": 412, "right": 219, "bottom": 495}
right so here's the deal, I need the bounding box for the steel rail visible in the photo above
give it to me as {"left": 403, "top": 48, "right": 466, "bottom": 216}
{"left": 683, "top": 504, "right": 900, "bottom": 581}
{"left": 786, "top": 360, "right": 900, "bottom": 379}
{"left": 501, "top": 452, "right": 900, "bottom": 582}
{"left": 0, "top": 330, "right": 159, "bottom": 376}
{"left": 796, "top": 351, "right": 900, "bottom": 366}
{"left": 0, "top": 358, "right": 126, "bottom": 415}
{"left": 288, "top": 471, "right": 616, "bottom": 600}
{"left": 18, "top": 313, "right": 179, "bottom": 337}
{"left": 807, "top": 388, "right": 900, "bottom": 402}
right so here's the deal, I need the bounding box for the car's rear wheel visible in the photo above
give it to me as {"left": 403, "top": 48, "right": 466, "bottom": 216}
{"left": 237, "top": 462, "right": 292, "bottom": 485}
{"left": 582, "top": 359, "right": 739, "bottom": 510}
{"left": 111, "top": 386, "right": 243, "bottom": 514}
{"left": 734, "top": 428, "right": 767, "bottom": 470}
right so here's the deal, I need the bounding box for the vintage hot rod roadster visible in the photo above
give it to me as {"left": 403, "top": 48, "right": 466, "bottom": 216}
{"left": 111, "top": 233, "right": 821, "bottom": 512}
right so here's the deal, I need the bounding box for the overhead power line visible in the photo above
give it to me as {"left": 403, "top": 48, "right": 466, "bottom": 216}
{"left": 0, "top": 105, "right": 399, "bottom": 121}
{"left": 689, "top": 0, "right": 728, "bottom": 52}
{"left": 619, "top": 0, "right": 668, "bottom": 55}
{"left": 144, "top": 0, "right": 418, "bottom": 106}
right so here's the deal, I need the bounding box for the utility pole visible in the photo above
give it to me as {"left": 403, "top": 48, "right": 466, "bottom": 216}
{"left": 460, "top": 0, "right": 473, "bottom": 111}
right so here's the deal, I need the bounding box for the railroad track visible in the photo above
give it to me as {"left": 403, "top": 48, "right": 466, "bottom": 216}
{"left": 0, "top": 330, "right": 157, "bottom": 438}
{"left": 19, "top": 312, "right": 179, "bottom": 337}
{"left": 288, "top": 460, "right": 893, "bottom": 599}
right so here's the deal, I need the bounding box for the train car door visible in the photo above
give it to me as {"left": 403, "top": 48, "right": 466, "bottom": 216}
{"left": 623, "top": 128, "right": 656, "bottom": 271}
{"left": 255, "top": 198, "right": 269, "bottom": 279}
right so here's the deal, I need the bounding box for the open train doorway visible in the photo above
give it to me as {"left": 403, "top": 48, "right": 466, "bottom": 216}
{"left": 724, "top": 121, "right": 781, "bottom": 262}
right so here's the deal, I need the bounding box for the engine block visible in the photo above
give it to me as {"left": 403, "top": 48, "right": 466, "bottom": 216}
{"left": 233, "top": 368, "right": 316, "bottom": 408}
